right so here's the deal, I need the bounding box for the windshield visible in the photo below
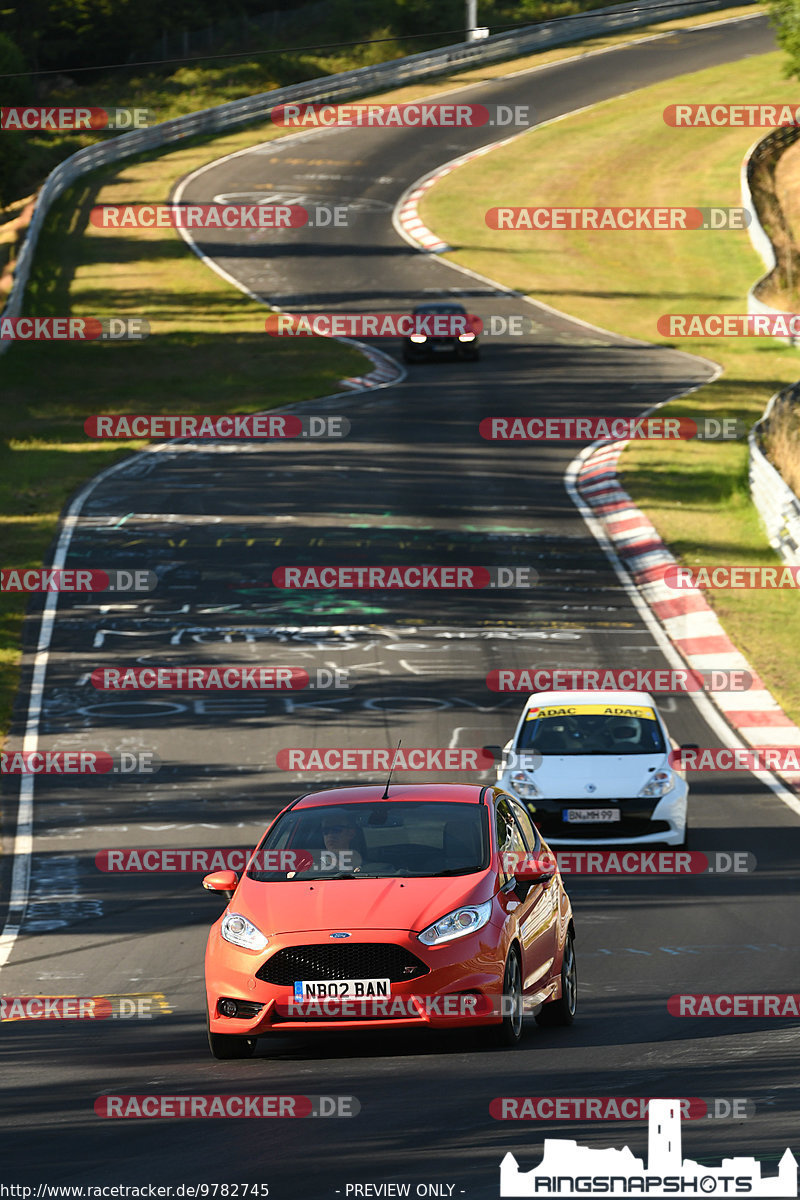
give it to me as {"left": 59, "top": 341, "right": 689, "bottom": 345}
{"left": 248, "top": 801, "right": 489, "bottom": 881}
{"left": 518, "top": 702, "right": 666, "bottom": 757}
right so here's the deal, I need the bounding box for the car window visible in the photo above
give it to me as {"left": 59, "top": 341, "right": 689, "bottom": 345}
{"left": 496, "top": 796, "right": 527, "bottom": 886}
{"left": 249, "top": 801, "right": 489, "bottom": 880}
{"left": 508, "top": 798, "right": 539, "bottom": 851}
{"left": 518, "top": 702, "right": 666, "bottom": 756}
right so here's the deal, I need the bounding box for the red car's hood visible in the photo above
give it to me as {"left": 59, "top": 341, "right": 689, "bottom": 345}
{"left": 233, "top": 872, "right": 494, "bottom": 935}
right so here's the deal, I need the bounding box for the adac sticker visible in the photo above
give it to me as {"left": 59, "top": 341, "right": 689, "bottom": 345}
{"left": 526, "top": 704, "right": 655, "bottom": 720}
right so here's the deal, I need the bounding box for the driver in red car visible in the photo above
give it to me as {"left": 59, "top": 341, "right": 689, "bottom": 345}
{"left": 321, "top": 809, "right": 364, "bottom": 871}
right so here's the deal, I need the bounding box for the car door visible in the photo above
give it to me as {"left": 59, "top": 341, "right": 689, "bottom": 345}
{"left": 494, "top": 794, "right": 558, "bottom": 993}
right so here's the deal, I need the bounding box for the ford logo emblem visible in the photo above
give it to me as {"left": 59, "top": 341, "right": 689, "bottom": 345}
{"left": 330, "top": 932, "right": 351, "bottom": 939}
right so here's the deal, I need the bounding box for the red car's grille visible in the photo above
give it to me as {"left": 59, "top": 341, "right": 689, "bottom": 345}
{"left": 255, "top": 943, "right": 429, "bottom": 986}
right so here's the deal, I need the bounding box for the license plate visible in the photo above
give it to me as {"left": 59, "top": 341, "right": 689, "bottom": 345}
{"left": 563, "top": 808, "right": 621, "bottom": 823}
{"left": 432, "top": 343, "right": 453, "bottom": 352}
{"left": 293, "top": 977, "right": 390, "bottom": 1000}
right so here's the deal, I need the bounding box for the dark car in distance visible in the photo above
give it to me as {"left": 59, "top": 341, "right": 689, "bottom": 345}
{"left": 402, "top": 302, "right": 481, "bottom": 363}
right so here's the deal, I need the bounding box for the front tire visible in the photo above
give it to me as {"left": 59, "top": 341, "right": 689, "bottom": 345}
{"left": 491, "top": 948, "right": 525, "bottom": 1047}
{"left": 207, "top": 1009, "right": 256, "bottom": 1059}
{"left": 536, "top": 931, "right": 577, "bottom": 1027}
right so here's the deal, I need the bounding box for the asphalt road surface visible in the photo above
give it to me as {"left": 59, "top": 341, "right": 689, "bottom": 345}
{"left": 2, "top": 13, "right": 799, "bottom": 1199}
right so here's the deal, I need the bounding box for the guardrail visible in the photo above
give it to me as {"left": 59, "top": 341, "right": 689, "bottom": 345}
{"left": 1, "top": 0, "right": 753, "bottom": 347}
{"left": 749, "top": 386, "right": 800, "bottom": 566}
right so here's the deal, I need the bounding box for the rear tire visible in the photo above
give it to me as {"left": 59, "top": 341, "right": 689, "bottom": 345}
{"left": 536, "top": 932, "right": 577, "bottom": 1028}
{"left": 207, "top": 1009, "right": 256, "bottom": 1059}
{"left": 491, "top": 949, "right": 524, "bottom": 1047}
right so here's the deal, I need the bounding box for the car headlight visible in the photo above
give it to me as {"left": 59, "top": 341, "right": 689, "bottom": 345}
{"left": 221, "top": 912, "right": 268, "bottom": 952}
{"left": 458, "top": 333, "right": 476, "bottom": 342}
{"left": 409, "top": 335, "right": 427, "bottom": 343}
{"left": 418, "top": 900, "right": 492, "bottom": 946}
{"left": 638, "top": 770, "right": 675, "bottom": 799}
{"left": 509, "top": 770, "right": 542, "bottom": 800}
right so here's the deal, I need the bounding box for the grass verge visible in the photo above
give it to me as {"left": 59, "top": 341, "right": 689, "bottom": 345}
{"left": 421, "top": 46, "right": 800, "bottom": 723}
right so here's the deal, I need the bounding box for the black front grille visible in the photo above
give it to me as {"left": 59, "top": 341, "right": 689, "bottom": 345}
{"left": 256, "top": 944, "right": 429, "bottom": 986}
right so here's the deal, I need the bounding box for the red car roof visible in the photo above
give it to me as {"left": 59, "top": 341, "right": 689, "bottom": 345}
{"left": 292, "top": 783, "right": 486, "bottom": 809}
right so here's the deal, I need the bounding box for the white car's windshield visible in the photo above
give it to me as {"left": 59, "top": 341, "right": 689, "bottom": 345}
{"left": 518, "top": 703, "right": 666, "bottom": 757}
{"left": 248, "top": 801, "right": 489, "bottom": 881}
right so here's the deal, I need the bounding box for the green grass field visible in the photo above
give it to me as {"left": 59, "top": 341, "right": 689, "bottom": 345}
{"left": 421, "top": 46, "right": 800, "bottom": 723}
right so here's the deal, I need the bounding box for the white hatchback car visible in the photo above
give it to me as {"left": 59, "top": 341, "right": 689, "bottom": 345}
{"left": 493, "top": 690, "right": 689, "bottom": 847}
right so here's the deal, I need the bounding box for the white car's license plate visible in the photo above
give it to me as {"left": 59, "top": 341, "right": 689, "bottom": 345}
{"left": 563, "top": 808, "right": 621, "bottom": 823}
{"left": 432, "top": 344, "right": 452, "bottom": 351}
{"left": 293, "top": 977, "right": 390, "bottom": 1000}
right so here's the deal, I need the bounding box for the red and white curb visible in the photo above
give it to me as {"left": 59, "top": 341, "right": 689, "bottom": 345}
{"left": 339, "top": 340, "right": 405, "bottom": 390}
{"left": 393, "top": 138, "right": 516, "bottom": 253}
{"left": 576, "top": 440, "right": 800, "bottom": 791}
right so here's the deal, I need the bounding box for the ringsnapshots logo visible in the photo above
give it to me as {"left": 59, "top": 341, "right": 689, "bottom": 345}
{"left": 270, "top": 101, "right": 533, "bottom": 128}
{"left": 480, "top": 416, "right": 745, "bottom": 441}
{"left": 485, "top": 207, "right": 748, "bottom": 231}
{"left": 1, "top": 107, "right": 151, "bottom": 131}
{"left": 499, "top": 1099, "right": 798, "bottom": 1197}
{"left": 84, "top": 414, "right": 348, "bottom": 439}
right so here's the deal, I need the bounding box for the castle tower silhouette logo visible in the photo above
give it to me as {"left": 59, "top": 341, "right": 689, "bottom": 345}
{"left": 500, "top": 1099, "right": 797, "bottom": 1197}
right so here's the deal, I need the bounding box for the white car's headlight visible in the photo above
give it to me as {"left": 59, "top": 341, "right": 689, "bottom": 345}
{"left": 638, "top": 770, "right": 675, "bottom": 799}
{"left": 418, "top": 901, "right": 492, "bottom": 946}
{"left": 409, "top": 335, "right": 427, "bottom": 343}
{"left": 457, "top": 333, "right": 476, "bottom": 342}
{"left": 509, "top": 770, "right": 542, "bottom": 800}
{"left": 221, "top": 912, "right": 268, "bottom": 952}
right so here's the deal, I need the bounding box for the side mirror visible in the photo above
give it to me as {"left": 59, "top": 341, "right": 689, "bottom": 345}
{"left": 482, "top": 745, "right": 503, "bottom": 762}
{"left": 502, "top": 851, "right": 556, "bottom": 884}
{"left": 203, "top": 869, "right": 238, "bottom": 898}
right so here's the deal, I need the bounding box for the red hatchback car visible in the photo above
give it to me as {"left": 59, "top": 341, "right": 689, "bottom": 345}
{"left": 203, "top": 783, "right": 577, "bottom": 1058}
